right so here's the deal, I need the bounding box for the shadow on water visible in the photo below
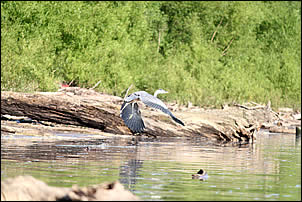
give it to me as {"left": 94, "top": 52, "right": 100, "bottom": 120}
{"left": 1, "top": 131, "right": 301, "bottom": 201}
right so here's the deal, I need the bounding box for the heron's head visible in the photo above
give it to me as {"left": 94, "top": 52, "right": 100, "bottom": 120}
{"left": 154, "top": 89, "right": 168, "bottom": 97}
{"left": 157, "top": 89, "right": 168, "bottom": 94}
{"left": 124, "top": 92, "right": 140, "bottom": 102}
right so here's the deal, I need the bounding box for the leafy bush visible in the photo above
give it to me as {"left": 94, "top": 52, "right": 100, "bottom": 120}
{"left": 1, "top": 1, "right": 300, "bottom": 109}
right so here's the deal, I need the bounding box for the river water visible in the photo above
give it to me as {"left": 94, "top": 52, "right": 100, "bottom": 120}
{"left": 1, "top": 130, "right": 301, "bottom": 201}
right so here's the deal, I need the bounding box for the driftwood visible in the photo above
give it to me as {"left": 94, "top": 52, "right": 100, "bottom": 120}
{"left": 1, "top": 176, "right": 140, "bottom": 201}
{"left": 1, "top": 89, "right": 291, "bottom": 143}
{"left": 1, "top": 91, "right": 121, "bottom": 133}
{"left": 268, "top": 126, "right": 296, "bottom": 134}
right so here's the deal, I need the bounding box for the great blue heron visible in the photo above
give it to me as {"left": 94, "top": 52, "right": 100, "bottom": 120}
{"left": 120, "top": 89, "right": 185, "bottom": 133}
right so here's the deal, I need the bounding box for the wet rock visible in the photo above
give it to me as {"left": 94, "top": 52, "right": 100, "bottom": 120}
{"left": 296, "top": 127, "right": 301, "bottom": 136}
{"left": 1, "top": 176, "right": 140, "bottom": 201}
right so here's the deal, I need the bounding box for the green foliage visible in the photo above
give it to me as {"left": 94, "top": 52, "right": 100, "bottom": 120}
{"left": 1, "top": 1, "right": 301, "bottom": 109}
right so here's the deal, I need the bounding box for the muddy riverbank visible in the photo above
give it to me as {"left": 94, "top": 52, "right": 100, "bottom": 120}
{"left": 1, "top": 88, "right": 300, "bottom": 143}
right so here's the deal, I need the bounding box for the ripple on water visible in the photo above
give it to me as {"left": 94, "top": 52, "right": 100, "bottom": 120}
{"left": 1, "top": 132, "right": 301, "bottom": 201}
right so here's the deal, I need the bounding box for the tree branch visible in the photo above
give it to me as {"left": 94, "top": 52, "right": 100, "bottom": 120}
{"left": 157, "top": 30, "right": 161, "bottom": 53}
{"left": 211, "top": 17, "right": 223, "bottom": 43}
{"left": 221, "top": 38, "right": 234, "bottom": 56}
{"left": 90, "top": 80, "right": 102, "bottom": 90}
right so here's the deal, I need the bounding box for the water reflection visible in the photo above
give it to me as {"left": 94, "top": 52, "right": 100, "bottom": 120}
{"left": 1, "top": 131, "right": 301, "bottom": 201}
{"left": 119, "top": 159, "right": 144, "bottom": 191}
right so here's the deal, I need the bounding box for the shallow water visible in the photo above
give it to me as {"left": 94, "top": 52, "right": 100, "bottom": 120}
{"left": 1, "top": 131, "right": 301, "bottom": 201}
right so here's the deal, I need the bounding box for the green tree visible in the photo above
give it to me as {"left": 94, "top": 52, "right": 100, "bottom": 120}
{"left": 1, "top": 1, "right": 300, "bottom": 109}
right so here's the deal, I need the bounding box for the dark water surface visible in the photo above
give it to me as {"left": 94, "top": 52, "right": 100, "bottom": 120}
{"left": 1, "top": 131, "right": 301, "bottom": 201}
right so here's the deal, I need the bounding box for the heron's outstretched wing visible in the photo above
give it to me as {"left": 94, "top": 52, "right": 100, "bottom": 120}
{"left": 140, "top": 94, "right": 185, "bottom": 126}
{"left": 120, "top": 101, "right": 145, "bottom": 133}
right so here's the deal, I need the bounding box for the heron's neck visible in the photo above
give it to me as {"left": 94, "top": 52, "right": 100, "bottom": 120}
{"left": 154, "top": 90, "right": 160, "bottom": 97}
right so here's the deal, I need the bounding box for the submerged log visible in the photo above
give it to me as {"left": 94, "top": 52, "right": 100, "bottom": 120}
{"left": 1, "top": 89, "right": 281, "bottom": 143}
{"left": 1, "top": 176, "right": 140, "bottom": 201}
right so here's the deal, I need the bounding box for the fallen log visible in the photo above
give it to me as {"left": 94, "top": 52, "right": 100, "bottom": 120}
{"left": 269, "top": 126, "right": 296, "bottom": 134}
{"left": 1, "top": 91, "right": 120, "bottom": 133}
{"left": 1, "top": 89, "right": 279, "bottom": 143}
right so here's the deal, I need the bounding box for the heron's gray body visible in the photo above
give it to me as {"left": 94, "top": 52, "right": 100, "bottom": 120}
{"left": 120, "top": 89, "right": 184, "bottom": 133}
